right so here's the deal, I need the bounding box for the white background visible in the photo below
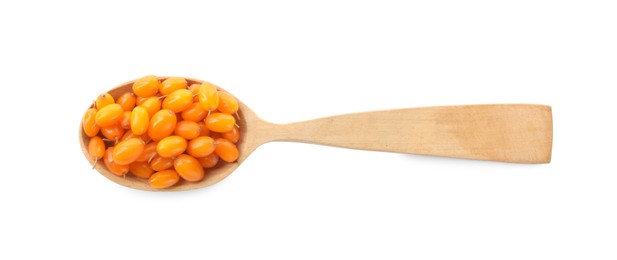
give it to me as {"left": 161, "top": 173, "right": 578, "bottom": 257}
{"left": 1, "top": 1, "right": 616, "bottom": 259}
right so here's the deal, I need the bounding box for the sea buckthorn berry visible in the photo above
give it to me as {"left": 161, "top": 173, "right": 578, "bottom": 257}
{"left": 121, "top": 130, "right": 138, "bottom": 142}
{"left": 214, "top": 138, "right": 239, "bottom": 163}
{"left": 120, "top": 111, "right": 132, "bottom": 130}
{"left": 112, "top": 138, "right": 145, "bottom": 165}
{"left": 197, "top": 122, "right": 210, "bottom": 137}
{"left": 174, "top": 154, "right": 205, "bottom": 182}
{"left": 217, "top": 91, "right": 239, "bottom": 114}
{"left": 221, "top": 125, "right": 240, "bottom": 143}
{"left": 88, "top": 136, "right": 105, "bottom": 161}
{"left": 156, "top": 135, "right": 187, "bottom": 158}
{"left": 181, "top": 102, "right": 208, "bottom": 122}
{"left": 117, "top": 92, "right": 136, "bottom": 111}
{"left": 198, "top": 82, "right": 219, "bottom": 111}
{"left": 187, "top": 136, "right": 215, "bottom": 158}
{"left": 103, "top": 147, "right": 129, "bottom": 176}
{"left": 149, "top": 170, "right": 180, "bottom": 188}
{"left": 188, "top": 83, "right": 201, "bottom": 95}
{"left": 95, "top": 104, "right": 124, "bottom": 127}
{"left": 132, "top": 75, "right": 160, "bottom": 97}
{"left": 140, "top": 97, "right": 162, "bottom": 118}
{"left": 82, "top": 108, "right": 100, "bottom": 137}
{"left": 130, "top": 106, "right": 149, "bottom": 135}
{"left": 136, "top": 142, "right": 158, "bottom": 162}
{"left": 163, "top": 89, "right": 193, "bottom": 113}
{"left": 160, "top": 77, "right": 187, "bottom": 95}
{"left": 205, "top": 113, "right": 236, "bottom": 133}
{"left": 148, "top": 109, "right": 177, "bottom": 141}
{"left": 95, "top": 93, "right": 115, "bottom": 109}
{"left": 198, "top": 153, "right": 219, "bottom": 168}
{"left": 150, "top": 155, "right": 174, "bottom": 171}
{"left": 100, "top": 124, "right": 125, "bottom": 142}
{"left": 129, "top": 161, "right": 154, "bottom": 179}
{"left": 136, "top": 96, "right": 148, "bottom": 106}
{"left": 174, "top": 120, "right": 201, "bottom": 140}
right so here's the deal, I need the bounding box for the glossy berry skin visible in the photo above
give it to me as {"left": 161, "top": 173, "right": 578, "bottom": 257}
{"left": 149, "top": 170, "right": 180, "bottom": 189}
{"left": 95, "top": 104, "right": 124, "bottom": 127}
{"left": 198, "top": 153, "right": 219, "bottom": 168}
{"left": 136, "top": 142, "right": 158, "bottom": 162}
{"left": 205, "top": 113, "right": 236, "bottom": 133}
{"left": 217, "top": 91, "right": 239, "bottom": 114}
{"left": 112, "top": 138, "right": 145, "bottom": 165}
{"left": 174, "top": 120, "right": 201, "bottom": 140}
{"left": 221, "top": 125, "right": 240, "bottom": 143}
{"left": 187, "top": 136, "right": 215, "bottom": 158}
{"left": 140, "top": 97, "right": 162, "bottom": 118}
{"left": 174, "top": 154, "right": 205, "bottom": 182}
{"left": 103, "top": 147, "right": 129, "bottom": 176}
{"left": 156, "top": 135, "right": 187, "bottom": 158}
{"left": 116, "top": 92, "right": 136, "bottom": 111}
{"left": 181, "top": 102, "right": 208, "bottom": 122}
{"left": 132, "top": 75, "right": 160, "bottom": 97}
{"left": 214, "top": 138, "right": 239, "bottom": 162}
{"left": 88, "top": 136, "right": 105, "bottom": 161}
{"left": 160, "top": 77, "right": 187, "bottom": 95}
{"left": 130, "top": 106, "right": 149, "bottom": 135}
{"left": 150, "top": 155, "right": 174, "bottom": 171}
{"left": 120, "top": 111, "right": 132, "bottom": 130}
{"left": 82, "top": 108, "right": 100, "bottom": 137}
{"left": 163, "top": 89, "right": 193, "bottom": 113}
{"left": 198, "top": 83, "right": 219, "bottom": 111}
{"left": 129, "top": 161, "right": 154, "bottom": 179}
{"left": 148, "top": 109, "right": 177, "bottom": 141}
{"left": 95, "top": 93, "right": 115, "bottom": 109}
{"left": 100, "top": 124, "right": 125, "bottom": 142}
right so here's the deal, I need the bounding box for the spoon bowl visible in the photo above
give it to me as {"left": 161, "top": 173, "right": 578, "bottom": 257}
{"left": 81, "top": 77, "right": 553, "bottom": 191}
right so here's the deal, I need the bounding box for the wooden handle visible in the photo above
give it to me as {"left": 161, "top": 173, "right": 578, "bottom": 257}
{"left": 258, "top": 104, "right": 552, "bottom": 163}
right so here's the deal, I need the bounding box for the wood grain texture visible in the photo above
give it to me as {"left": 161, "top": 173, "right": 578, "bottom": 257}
{"left": 80, "top": 76, "right": 552, "bottom": 191}
{"left": 245, "top": 104, "right": 552, "bottom": 164}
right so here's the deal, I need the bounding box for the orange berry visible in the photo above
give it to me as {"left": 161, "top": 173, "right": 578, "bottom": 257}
{"left": 160, "top": 77, "right": 187, "bottom": 95}
{"left": 162, "top": 89, "right": 193, "bottom": 113}
{"left": 148, "top": 109, "right": 177, "bottom": 141}
{"left": 187, "top": 136, "right": 215, "bottom": 158}
{"left": 133, "top": 75, "right": 160, "bottom": 97}
{"left": 188, "top": 83, "right": 201, "bottom": 95}
{"left": 120, "top": 111, "right": 131, "bottom": 130}
{"left": 150, "top": 155, "right": 174, "bottom": 171}
{"left": 214, "top": 138, "right": 239, "bottom": 162}
{"left": 112, "top": 138, "right": 145, "bottom": 165}
{"left": 130, "top": 106, "right": 149, "bottom": 135}
{"left": 103, "top": 147, "right": 129, "bottom": 176}
{"left": 88, "top": 136, "right": 105, "bottom": 161}
{"left": 197, "top": 122, "right": 210, "bottom": 137}
{"left": 136, "top": 141, "right": 158, "bottom": 162}
{"left": 95, "top": 103, "right": 124, "bottom": 127}
{"left": 149, "top": 170, "right": 180, "bottom": 189}
{"left": 100, "top": 124, "right": 125, "bottom": 142}
{"left": 217, "top": 91, "right": 239, "bottom": 114}
{"left": 181, "top": 102, "right": 208, "bottom": 122}
{"left": 156, "top": 135, "right": 187, "bottom": 158}
{"left": 140, "top": 97, "right": 162, "bottom": 118}
{"left": 221, "top": 125, "right": 240, "bottom": 143}
{"left": 95, "top": 93, "right": 115, "bottom": 109}
{"left": 82, "top": 108, "right": 100, "bottom": 137}
{"left": 117, "top": 92, "right": 136, "bottom": 111}
{"left": 129, "top": 161, "right": 154, "bottom": 179}
{"left": 205, "top": 112, "right": 236, "bottom": 133}
{"left": 136, "top": 96, "right": 148, "bottom": 106}
{"left": 174, "top": 120, "right": 201, "bottom": 140}
{"left": 198, "top": 153, "right": 219, "bottom": 168}
{"left": 198, "top": 82, "right": 219, "bottom": 111}
{"left": 174, "top": 154, "right": 204, "bottom": 182}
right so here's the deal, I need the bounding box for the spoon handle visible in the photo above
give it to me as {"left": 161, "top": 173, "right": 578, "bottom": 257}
{"left": 261, "top": 104, "right": 552, "bottom": 163}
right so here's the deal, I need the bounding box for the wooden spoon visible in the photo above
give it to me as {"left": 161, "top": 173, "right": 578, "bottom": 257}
{"left": 80, "top": 77, "right": 553, "bottom": 191}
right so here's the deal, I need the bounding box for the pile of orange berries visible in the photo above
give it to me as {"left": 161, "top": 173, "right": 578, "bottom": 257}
{"left": 82, "top": 76, "right": 240, "bottom": 189}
